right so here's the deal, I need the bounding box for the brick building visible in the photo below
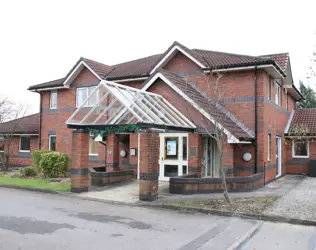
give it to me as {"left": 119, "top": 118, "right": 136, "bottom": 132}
{"left": 1, "top": 41, "right": 314, "bottom": 198}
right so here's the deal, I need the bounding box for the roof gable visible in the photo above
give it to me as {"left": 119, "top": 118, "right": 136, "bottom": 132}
{"left": 150, "top": 42, "right": 207, "bottom": 74}
{"left": 142, "top": 69, "right": 254, "bottom": 142}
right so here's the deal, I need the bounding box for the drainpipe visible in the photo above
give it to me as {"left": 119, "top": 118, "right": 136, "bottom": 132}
{"left": 254, "top": 66, "right": 258, "bottom": 174}
{"left": 35, "top": 90, "right": 42, "bottom": 149}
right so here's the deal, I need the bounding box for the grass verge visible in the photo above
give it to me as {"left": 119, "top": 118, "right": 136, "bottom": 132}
{"left": 0, "top": 176, "right": 70, "bottom": 191}
{"left": 168, "top": 196, "right": 280, "bottom": 215}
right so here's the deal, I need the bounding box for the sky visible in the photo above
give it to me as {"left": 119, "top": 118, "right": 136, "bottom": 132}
{"left": 0, "top": 0, "right": 315, "bottom": 114}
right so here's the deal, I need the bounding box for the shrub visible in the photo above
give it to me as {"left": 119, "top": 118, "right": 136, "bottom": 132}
{"left": 39, "top": 152, "right": 68, "bottom": 178}
{"left": 32, "top": 150, "right": 50, "bottom": 166}
{"left": 20, "top": 166, "right": 38, "bottom": 177}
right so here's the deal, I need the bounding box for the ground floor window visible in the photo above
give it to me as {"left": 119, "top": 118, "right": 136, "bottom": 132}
{"left": 292, "top": 139, "right": 309, "bottom": 158}
{"left": 89, "top": 136, "right": 98, "bottom": 155}
{"left": 49, "top": 135, "right": 56, "bottom": 151}
{"left": 20, "top": 136, "right": 30, "bottom": 152}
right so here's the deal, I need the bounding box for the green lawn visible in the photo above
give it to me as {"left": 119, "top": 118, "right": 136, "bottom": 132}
{"left": 0, "top": 176, "right": 70, "bottom": 191}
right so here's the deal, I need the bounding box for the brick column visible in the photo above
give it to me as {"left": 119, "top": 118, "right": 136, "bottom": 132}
{"left": 106, "top": 134, "right": 120, "bottom": 171}
{"left": 188, "top": 132, "right": 202, "bottom": 176}
{"left": 129, "top": 133, "right": 138, "bottom": 176}
{"left": 139, "top": 132, "right": 159, "bottom": 201}
{"left": 71, "top": 129, "right": 89, "bottom": 193}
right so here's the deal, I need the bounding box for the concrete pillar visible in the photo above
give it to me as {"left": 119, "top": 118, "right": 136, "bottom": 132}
{"left": 139, "top": 132, "right": 159, "bottom": 201}
{"left": 129, "top": 133, "right": 138, "bottom": 176}
{"left": 71, "top": 129, "right": 89, "bottom": 193}
{"left": 106, "top": 134, "right": 120, "bottom": 171}
{"left": 188, "top": 132, "right": 202, "bottom": 176}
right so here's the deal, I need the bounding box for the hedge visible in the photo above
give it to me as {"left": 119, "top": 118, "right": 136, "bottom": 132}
{"left": 39, "top": 152, "right": 69, "bottom": 178}
{"left": 32, "top": 150, "right": 50, "bottom": 166}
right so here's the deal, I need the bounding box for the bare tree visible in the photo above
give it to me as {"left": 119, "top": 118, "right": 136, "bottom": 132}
{"left": 0, "top": 97, "right": 29, "bottom": 171}
{"left": 185, "top": 70, "right": 232, "bottom": 203}
{"left": 308, "top": 31, "right": 316, "bottom": 81}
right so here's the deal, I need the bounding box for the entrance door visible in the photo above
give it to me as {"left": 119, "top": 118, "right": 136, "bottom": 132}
{"left": 276, "top": 136, "right": 282, "bottom": 177}
{"left": 159, "top": 133, "right": 188, "bottom": 181}
{"left": 202, "top": 136, "right": 220, "bottom": 177}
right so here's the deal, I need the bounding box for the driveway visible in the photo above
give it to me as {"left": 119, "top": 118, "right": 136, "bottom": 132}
{"left": 0, "top": 188, "right": 316, "bottom": 250}
{"left": 265, "top": 176, "right": 316, "bottom": 221}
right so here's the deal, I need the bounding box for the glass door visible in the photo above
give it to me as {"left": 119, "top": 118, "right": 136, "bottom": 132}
{"left": 202, "top": 136, "right": 220, "bottom": 177}
{"left": 159, "top": 133, "right": 188, "bottom": 181}
{"left": 276, "top": 136, "right": 282, "bottom": 177}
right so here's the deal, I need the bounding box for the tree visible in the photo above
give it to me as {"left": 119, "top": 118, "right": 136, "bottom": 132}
{"left": 0, "top": 97, "right": 29, "bottom": 171}
{"left": 308, "top": 32, "right": 316, "bottom": 81}
{"left": 297, "top": 80, "right": 316, "bottom": 109}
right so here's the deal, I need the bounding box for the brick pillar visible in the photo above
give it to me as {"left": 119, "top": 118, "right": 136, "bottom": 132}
{"left": 188, "top": 132, "right": 202, "bottom": 176}
{"left": 139, "top": 132, "right": 159, "bottom": 201}
{"left": 71, "top": 129, "right": 89, "bottom": 193}
{"left": 129, "top": 133, "right": 138, "bottom": 176}
{"left": 223, "top": 143, "right": 234, "bottom": 177}
{"left": 106, "top": 134, "right": 119, "bottom": 171}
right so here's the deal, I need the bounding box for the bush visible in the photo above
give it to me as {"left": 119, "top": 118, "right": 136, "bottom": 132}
{"left": 32, "top": 150, "right": 50, "bottom": 166}
{"left": 20, "top": 166, "right": 38, "bottom": 177}
{"left": 39, "top": 152, "right": 68, "bottom": 178}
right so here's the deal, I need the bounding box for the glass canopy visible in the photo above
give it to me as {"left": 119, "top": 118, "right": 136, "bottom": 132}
{"left": 66, "top": 80, "right": 195, "bottom": 129}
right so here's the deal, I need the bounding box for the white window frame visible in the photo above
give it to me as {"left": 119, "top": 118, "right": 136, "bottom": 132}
{"left": 267, "top": 134, "right": 271, "bottom": 161}
{"left": 292, "top": 139, "right": 309, "bottom": 158}
{"left": 89, "top": 135, "right": 98, "bottom": 156}
{"left": 76, "top": 86, "right": 98, "bottom": 107}
{"left": 275, "top": 82, "right": 281, "bottom": 106}
{"left": 49, "top": 135, "right": 56, "bottom": 151}
{"left": 50, "top": 90, "right": 58, "bottom": 109}
{"left": 19, "top": 136, "right": 30, "bottom": 152}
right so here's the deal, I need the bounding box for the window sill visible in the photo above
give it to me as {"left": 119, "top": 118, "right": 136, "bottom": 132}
{"left": 19, "top": 150, "right": 30, "bottom": 153}
{"left": 89, "top": 154, "right": 98, "bottom": 156}
{"left": 50, "top": 107, "right": 57, "bottom": 109}
{"left": 292, "top": 156, "right": 309, "bottom": 159}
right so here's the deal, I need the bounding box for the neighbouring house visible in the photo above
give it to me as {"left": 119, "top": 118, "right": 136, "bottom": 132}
{"left": 0, "top": 113, "right": 40, "bottom": 167}
{"left": 1, "top": 41, "right": 313, "bottom": 199}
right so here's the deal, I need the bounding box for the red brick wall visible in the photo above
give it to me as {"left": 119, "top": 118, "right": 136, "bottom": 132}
{"left": 285, "top": 140, "right": 316, "bottom": 174}
{"left": 5, "top": 135, "right": 39, "bottom": 166}
{"left": 164, "top": 52, "right": 201, "bottom": 73}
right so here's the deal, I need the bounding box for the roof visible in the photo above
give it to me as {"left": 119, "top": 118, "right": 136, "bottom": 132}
{"left": 146, "top": 69, "right": 254, "bottom": 140}
{"left": 0, "top": 113, "right": 40, "bottom": 134}
{"left": 106, "top": 54, "right": 162, "bottom": 80}
{"left": 287, "top": 108, "right": 316, "bottom": 135}
{"left": 28, "top": 57, "right": 113, "bottom": 90}
{"left": 260, "top": 53, "right": 289, "bottom": 71}
{"left": 28, "top": 42, "right": 289, "bottom": 90}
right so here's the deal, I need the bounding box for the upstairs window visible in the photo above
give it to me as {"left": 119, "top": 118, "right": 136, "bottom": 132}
{"left": 275, "top": 82, "right": 281, "bottom": 106}
{"left": 50, "top": 90, "right": 57, "bottom": 109}
{"left": 292, "top": 139, "right": 309, "bottom": 158}
{"left": 20, "top": 136, "right": 30, "bottom": 152}
{"left": 76, "top": 86, "right": 99, "bottom": 107}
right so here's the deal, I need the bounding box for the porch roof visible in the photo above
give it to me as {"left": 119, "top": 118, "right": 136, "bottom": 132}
{"left": 66, "top": 80, "right": 196, "bottom": 131}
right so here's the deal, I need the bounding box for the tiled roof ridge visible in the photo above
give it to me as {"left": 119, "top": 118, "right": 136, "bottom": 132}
{"left": 111, "top": 53, "right": 163, "bottom": 67}
{"left": 0, "top": 113, "right": 39, "bottom": 125}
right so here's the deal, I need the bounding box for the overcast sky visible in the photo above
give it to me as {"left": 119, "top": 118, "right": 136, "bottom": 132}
{"left": 1, "top": 0, "right": 315, "bottom": 114}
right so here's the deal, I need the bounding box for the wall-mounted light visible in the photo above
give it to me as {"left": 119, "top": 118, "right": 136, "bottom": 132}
{"left": 243, "top": 152, "right": 252, "bottom": 162}
{"left": 120, "top": 150, "right": 127, "bottom": 157}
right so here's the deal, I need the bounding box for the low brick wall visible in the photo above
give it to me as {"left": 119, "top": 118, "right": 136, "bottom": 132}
{"left": 90, "top": 169, "right": 134, "bottom": 186}
{"left": 169, "top": 173, "right": 263, "bottom": 194}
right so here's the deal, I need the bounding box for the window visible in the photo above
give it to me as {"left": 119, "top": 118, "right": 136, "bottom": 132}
{"left": 89, "top": 136, "right": 98, "bottom": 155}
{"left": 76, "top": 86, "right": 98, "bottom": 107}
{"left": 49, "top": 135, "right": 56, "bottom": 151}
{"left": 0, "top": 144, "right": 4, "bottom": 152}
{"left": 20, "top": 136, "right": 30, "bottom": 152}
{"left": 268, "top": 134, "right": 271, "bottom": 160}
{"left": 292, "top": 139, "right": 309, "bottom": 158}
{"left": 50, "top": 90, "right": 57, "bottom": 109}
{"left": 275, "top": 83, "right": 281, "bottom": 106}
